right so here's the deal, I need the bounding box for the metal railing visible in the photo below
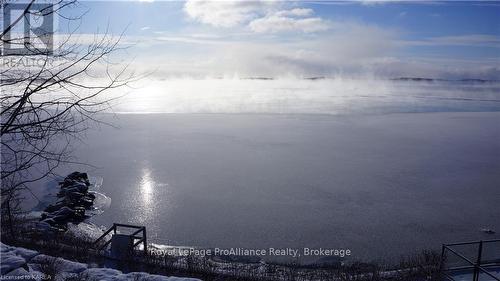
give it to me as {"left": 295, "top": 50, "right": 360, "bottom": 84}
{"left": 94, "top": 223, "right": 147, "bottom": 255}
{"left": 441, "top": 239, "right": 500, "bottom": 281}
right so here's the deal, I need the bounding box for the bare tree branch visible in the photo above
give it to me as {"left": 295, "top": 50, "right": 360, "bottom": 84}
{"left": 1, "top": 0, "right": 139, "bottom": 236}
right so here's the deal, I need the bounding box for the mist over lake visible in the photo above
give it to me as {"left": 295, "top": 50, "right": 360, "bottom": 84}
{"left": 112, "top": 78, "right": 500, "bottom": 114}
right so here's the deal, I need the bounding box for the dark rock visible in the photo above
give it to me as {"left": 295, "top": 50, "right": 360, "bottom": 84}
{"left": 481, "top": 228, "right": 495, "bottom": 234}
{"left": 62, "top": 182, "right": 88, "bottom": 193}
{"left": 42, "top": 218, "right": 55, "bottom": 225}
{"left": 44, "top": 201, "right": 67, "bottom": 213}
{"left": 67, "top": 171, "right": 87, "bottom": 180}
{"left": 66, "top": 191, "right": 86, "bottom": 201}
{"left": 73, "top": 207, "right": 86, "bottom": 220}
{"left": 51, "top": 214, "right": 69, "bottom": 223}
{"left": 66, "top": 172, "right": 90, "bottom": 185}
{"left": 40, "top": 171, "right": 97, "bottom": 230}
{"left": 50, "top": 206, "right": 75, "bottom": 217}
{"left": 76, "top": 197, "right": 94, "bottom": 209}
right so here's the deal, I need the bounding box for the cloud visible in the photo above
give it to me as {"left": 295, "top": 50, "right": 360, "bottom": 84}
{"left": 109, "top": 1, "right": 499, "bottom": 80}
{"left": 249, "top": 9, "right": 330, "bottom": 33}
{"left": 155, "top": 35, "right": 223, "bottom": 45}
{"left": 183, "top": 1, "right": 329, "bottom": 33}
{"left": 360, "top": 0, "right": 395, "bottom": 6}
{"left": 183, "top": 0, "right": 276, "bottom": 28}
{"left": 249, "top": 16, "right": 330, "bottom": 33}
{"left": 427, "top": 34, "right": 500, "bottom": 47}
{"left": 192, "top": 22, "right": 397, "bottom": 77}
{"left": 113, "top": 21, "right": 397, "bottom": 79}
{"left": 275, "top": 8, "right": 314, "bottom": 17}
{"left": 366, "top": 57, "right": 500, "bottom": 80}
{"left": 401, "top": 34, "right": 500, "bottom": 48}
{"left": 360, "top": 0, "right": 441, "bottom": 5}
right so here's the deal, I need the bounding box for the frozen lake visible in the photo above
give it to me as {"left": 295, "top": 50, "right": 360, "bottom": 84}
{"left": 67, "top": 111, "right": 500, "bottom": 262}
{"left": 34, "top": 79, "right": 500, "bottom": 262}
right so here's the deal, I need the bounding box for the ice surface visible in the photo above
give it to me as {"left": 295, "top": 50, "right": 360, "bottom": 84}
{"left": 63, "top": 111, "right": 500, "bottom": 262}
{"left": 88, "top": 191, "right": 112, "bottom": 215}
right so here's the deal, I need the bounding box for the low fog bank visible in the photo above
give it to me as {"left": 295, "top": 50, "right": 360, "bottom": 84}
{"left": 110, "top": 78, "right": 500, "bottom": 115}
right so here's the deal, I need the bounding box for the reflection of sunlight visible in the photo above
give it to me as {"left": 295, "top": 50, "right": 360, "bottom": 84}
{"left": 136, "top": 166, "right": 170, "bottom": 223}
{"left": 139, "top": 168, "right": 154, "bottom": 203}
{"left": 140, "top": 168, "right": 154, "bottom": 204}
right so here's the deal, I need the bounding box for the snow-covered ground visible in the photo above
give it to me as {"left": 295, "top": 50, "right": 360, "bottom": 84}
{"left": 0, "top": 242, "right": 201, "bottom": 281}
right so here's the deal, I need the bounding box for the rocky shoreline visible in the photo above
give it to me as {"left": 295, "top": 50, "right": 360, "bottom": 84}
{"left": 40, "top": 172, "right": 96, "bottom": 232}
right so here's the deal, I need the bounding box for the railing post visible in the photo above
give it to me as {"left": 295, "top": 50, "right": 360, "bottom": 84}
{"left": 474, "top": 240, "right": 483, "bottom": 281}
{"left": 143, "top": 227, "right": 147, "bottom": 255}
{"left": 440, "top": 244, "right": 446, "bottom": 277}
{"left": 94, "top": 223, "right": 148, "bottom": 257}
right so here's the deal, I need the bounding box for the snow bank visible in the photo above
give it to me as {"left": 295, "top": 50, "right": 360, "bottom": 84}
{"left": 0, "top": 243, "right": 202, "bottom": 281}
{"left": 84, "top": 268, "right": 203, "bottom": 281}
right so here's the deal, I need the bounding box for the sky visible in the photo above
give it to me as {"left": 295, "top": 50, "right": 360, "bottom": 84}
{"left": 58, "top": 0, "right": 500, "bottom": 79}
